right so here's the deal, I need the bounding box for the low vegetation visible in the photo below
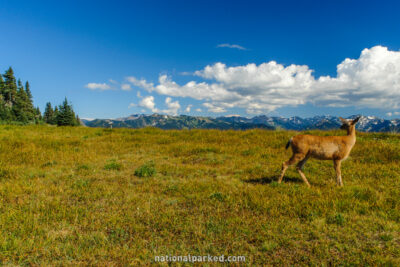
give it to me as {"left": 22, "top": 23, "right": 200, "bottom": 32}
{"left": 0, "top": 125, "right": 399, "bottom": 265}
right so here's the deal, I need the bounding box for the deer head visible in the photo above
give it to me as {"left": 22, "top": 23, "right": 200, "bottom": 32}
{"left": 339, "top": 117, "right": 360, "bottom": 135}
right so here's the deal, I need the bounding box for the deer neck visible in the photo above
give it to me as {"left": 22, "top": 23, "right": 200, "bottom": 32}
{"left": 347, "top": 127, "right": 356, "bottom": 143}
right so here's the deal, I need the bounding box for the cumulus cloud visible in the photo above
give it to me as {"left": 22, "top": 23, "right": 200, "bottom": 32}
{"left": 163, "top": 97, "right": 180, "bottom": 115}
{"left": 217, "top": 43, "right": 247, "bottom": 50}
{"left": 126, "top": 46, "right": 400, "bottom": 114}
{"left": 135, "top": 95, "right": 180, "bottom": 115}
{"left": 126, "top": 76, "right": 154, "bottom": 91}
{"left": 126, "top": 62, "right": 314, "bottom": 113}
{"left": 121, "top": 84, "right": 131, "bottom": 91}
{"left": 387, "top": 111, "right": 400, "bottom": 117}
{"left": 85, "top": 83, "right": 112, "bottom": 91}
{"left": 139, "top": 96, "right": 158, "bottom": 112}
{"left": 93, "top": 46, "right": 400, "bottom": 114}
{"left": 203, "top": 103, "right": 226, "bottom": 113}
{"left": 185, "top": 104, "right": 192, "bottom": 113}
{"left": 312, "top": 46, "right": 400, "bottom": 109}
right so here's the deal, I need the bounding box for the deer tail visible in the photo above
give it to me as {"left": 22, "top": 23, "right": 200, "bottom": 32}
{"left": 285, "top": 137, "right": 293, "bottom": 150}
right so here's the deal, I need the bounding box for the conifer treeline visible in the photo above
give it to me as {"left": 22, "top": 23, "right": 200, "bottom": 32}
{"left": 0, "top": 66, "right": 80, "bottom": 126}
{"left": 0, "top": 67, "right": 41, "bottom": 122}
{"left": 43, "top": 98, "right": 80, "bottom": 126}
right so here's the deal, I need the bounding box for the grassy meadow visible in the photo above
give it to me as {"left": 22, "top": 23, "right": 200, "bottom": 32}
{"left": 0, "top": 125, "right": 399, "bottom": 265}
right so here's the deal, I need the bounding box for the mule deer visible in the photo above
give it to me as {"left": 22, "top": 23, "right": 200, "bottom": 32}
{"left": 278, "top": 117, "right": 360, "bottom": 187}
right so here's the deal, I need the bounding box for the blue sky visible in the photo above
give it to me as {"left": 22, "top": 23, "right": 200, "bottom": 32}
{"left": 1, "top": 0, "right": 400, "bottom": 119}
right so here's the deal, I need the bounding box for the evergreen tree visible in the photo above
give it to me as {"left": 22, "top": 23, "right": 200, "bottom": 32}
{"left": 0, "top": 75, "right": 4, "bottom": 96}
{"left": 43, "top": 102, "right": 55, "bottom": 124}
{"left": 0, "top": 97, "right": 12, "bottom": 121}
{"left": 0, "top": 67, "right": 79, "bottom": 125}
{"left": 17, "top": 79, "right": 23, "bottom": 90}
{"left": 13, "top": 79, "right": 31, "bottom": 122}
{"left": 54, "top": 106, "right": 59, "bottom": 124}
{"left": 56, "top": 97, "right": 77, "bottom": 126}
{"left": 35, "top": 106, "right": 42, "bottom": 123}
{"left": 0, "top": 74, "right": 12, "bottom": 120}
{"left": 25, "top": 81, "right": 33, "bottom": 100}
{"left": 3, "top": 67, "right": 18, "bottom": 106}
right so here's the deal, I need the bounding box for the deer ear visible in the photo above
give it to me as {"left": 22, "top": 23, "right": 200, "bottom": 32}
{"left": 339, "top": 117, "right": 348, "bottom": 124}
{"left": 351, "top": 116, "right": 360, "bottom": 125}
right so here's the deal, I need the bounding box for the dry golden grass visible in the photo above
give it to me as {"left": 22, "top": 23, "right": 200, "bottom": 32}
{"left": 0, "top": 125, "right": 399, "bottom": 265}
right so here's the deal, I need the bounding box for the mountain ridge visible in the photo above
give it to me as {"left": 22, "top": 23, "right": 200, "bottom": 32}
{"left": 81, "top": 114, "right": 400, "bottom": 132}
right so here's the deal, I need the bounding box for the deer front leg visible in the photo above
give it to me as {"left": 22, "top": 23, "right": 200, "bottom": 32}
{"left": 333, "top": 159, "right": 343, "bottom": 186}
{"left": 296, "top": 168, "right": 311, "bottom": 187}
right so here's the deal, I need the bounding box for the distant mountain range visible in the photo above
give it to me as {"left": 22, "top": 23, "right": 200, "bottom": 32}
{"left": 81, "top": 114, "right": 400, "bottom": 132}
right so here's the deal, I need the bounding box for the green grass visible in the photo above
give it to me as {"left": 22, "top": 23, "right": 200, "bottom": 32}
{"left": 134, "top": 161, "right": 156, "bottom": 178}
{"left": 0, "top": 125, "right": 399, "bottom": 265}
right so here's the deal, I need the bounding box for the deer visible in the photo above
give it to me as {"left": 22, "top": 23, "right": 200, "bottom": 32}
{"left": 278, "top": 117, "right": 360, "bottom": 187}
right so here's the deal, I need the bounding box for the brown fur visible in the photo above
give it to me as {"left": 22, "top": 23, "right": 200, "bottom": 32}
{"left": 278, "top": 117, "right": 360, "bottom": 187}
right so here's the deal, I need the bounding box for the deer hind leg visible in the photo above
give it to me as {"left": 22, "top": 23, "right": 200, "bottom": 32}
{"left": 333, "top": 159, "right": 343, "bottom": 186}
{"left": 278, "top": 153, "right": 304, "bottom": 184}
{"left": 297, "top": 153, "right": 310, "bottom": 171}
{"left": 296, "top": 154, "right": 311, "bottom": 187}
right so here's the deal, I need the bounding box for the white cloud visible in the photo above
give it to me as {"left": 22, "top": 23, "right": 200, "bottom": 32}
{"left": 126, "top": 62, "right": 313, "bottom": 113}
{"left": 185, "top": 104, "right": 192, "bottom": 113}
{"left": 100, "top": 46, "right": 400, "bottom": 114}
{"left": 126, "top": 76, "right": 154, "bottom": 91}
{"left": 121, "top": 84, "right": 131, "bottom": 91}
{"left": 139, "top": 96, "right": 158, "bottom": 113}
{"left": 163, "top": 97, "right": 180, "bottom": 115}
{"left": 135, "top": 95, "right": 180, "bottom": 115}
{"left": 203, "top": 103, "right": 226, "bottom": 113}
{"left": 195, "top": 108, "right": 202, "bottom": 112}
{"left": 85, "top": 83, "right": 112, "bottom": 91}
{"left": 312, "top": 46, "right": 400, "bottom": 109}
{"left": 217, "top": 43, "right": 247, "bottom": 50}
{"left": 387, "top": 111, "right": 400, "bottom": 116}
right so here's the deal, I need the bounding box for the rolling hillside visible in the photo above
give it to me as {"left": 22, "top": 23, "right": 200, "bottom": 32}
{"left": 0, "top": 125, "right": 399, "bottom": 265}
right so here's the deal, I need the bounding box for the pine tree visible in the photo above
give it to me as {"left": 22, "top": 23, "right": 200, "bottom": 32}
{"left": 13, "top": 79, "right": 30, "bottom": 122}
{"left": 3, "top": 67, "right": 18, "bottom": 106}
{"left": 0, "top": 74, "right": 12, "bottom": 121}
{"left": 0, "top": 67, "right": 80, "bottom": 125}
{"left": 56, "top": 97, "right": 77, "bottom": 126}
{"left": 25, "top": 81, "right": 32, "bottom": 100}
{"left": 54, "top": 106, "right": 59, "bottom": 124}
{"left": 43, "top": 102, "right": 55, "bottom": 124}
{"left": 0, "top": 97, "right": 12, "bottom": 121}
{"left": 35, "top": 106, "right": 42, "bottom": 123}
{"left": 0, "top": 75, "right": 4, "bottom": 96}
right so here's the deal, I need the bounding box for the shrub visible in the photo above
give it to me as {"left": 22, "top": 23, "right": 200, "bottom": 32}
{"left": 104, "top": 160, "right": 122, "bottom": 171}
{"left": 134, "top": 161, "right": 156, "bottom": 177}
{"left": 261, "top": 241, "right": 278, "bottom": 252}
{"left": 76, "top": 164, "right": 90, "bottom": 171}
{"left": 326, "top": 213, "right": 345, "bottom": 226}
{"left": 41, "top": 161, "right": 57, "bottom": 168}
{"left": 209, "top": 192, "right": 225, "bottom": 202}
